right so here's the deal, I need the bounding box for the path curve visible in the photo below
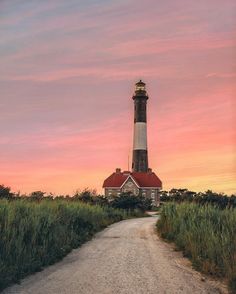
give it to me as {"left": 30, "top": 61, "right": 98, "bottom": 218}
{"left": 3, "top": 217, "right": 226, "bottom": 294}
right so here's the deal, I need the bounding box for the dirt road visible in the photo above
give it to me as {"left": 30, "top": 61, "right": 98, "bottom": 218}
{"left": 3, "top": 217, "right": 225, "bottom": 294}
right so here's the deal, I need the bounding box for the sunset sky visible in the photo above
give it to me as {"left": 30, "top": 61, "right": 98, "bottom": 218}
{"left": 0, "top": 0, "right": 235, "bottom": 195}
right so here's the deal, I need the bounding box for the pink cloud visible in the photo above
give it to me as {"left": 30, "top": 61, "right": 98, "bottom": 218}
{"left": 1, "top": 1, "right": 235, "bottom": 194}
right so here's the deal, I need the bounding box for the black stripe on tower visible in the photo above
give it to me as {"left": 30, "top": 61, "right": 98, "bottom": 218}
{"left": 132, "top": 150, "right": 148, "bottom": 172}
{"left": 134, "top": 98, "right": 147, "bottom": 123}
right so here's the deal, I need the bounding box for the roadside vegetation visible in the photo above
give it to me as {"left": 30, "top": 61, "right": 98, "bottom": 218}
{"left": 0, "top": 185, "right": 150, "bottom": 291}
{"left": 159, "top": 188, "right": 236, "bottom": 209}
{"left": 157, "top": 201, "right": 236, "bottom": 293}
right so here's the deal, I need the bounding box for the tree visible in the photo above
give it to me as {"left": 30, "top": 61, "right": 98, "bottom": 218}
{"left": 73, "top": 188, "right": 97, "bottom": 203}
{"left": 159, "top": 190, "right": 169, "bottom": 202}
{"left": 29, "top": 191, "right": 45, "bottom": 201}
{"left": 0, "top": 185, "right": 14, "bottom": 199}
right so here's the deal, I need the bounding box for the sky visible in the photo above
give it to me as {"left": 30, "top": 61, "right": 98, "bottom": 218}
{"left": 0, "top": 0, "right": 235, "bottom": 195}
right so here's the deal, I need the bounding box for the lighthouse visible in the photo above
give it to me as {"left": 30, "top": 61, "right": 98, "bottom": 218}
{"left": 132, "top": 80, "right": 149, "bottom": 172}
{"left": 103, "top": 80, "right": 162, "bottom": 205}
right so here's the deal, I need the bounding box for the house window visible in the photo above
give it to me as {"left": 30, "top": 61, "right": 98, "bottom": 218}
{"left": 142, "top": 192, "right": 146, "bottom": 197}
{"left": 151, "top": 192, "right": 155, "bottom": 199}
{"left": 117, "top": 192, "right": 121, "bottom": 196}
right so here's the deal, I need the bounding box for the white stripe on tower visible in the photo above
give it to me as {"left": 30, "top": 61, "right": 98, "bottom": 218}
{"left": 133, "top": 122, "right": 147, "bottom": 150}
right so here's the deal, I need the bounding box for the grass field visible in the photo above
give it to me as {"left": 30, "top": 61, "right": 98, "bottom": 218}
{"left": 0, "top": 199, "right": 139, "bottom": 290}
{"left": 157, "top": 202, "right": 236, "bottom": 293}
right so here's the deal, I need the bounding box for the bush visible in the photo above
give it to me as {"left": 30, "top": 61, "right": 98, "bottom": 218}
{"left": 71, "top": 190, "right": 151, "bottom": 212}
{"left": 72, "top": 188, "right": 97, "bottom": 203}
{"left": 111, "top": 192, "right": 152, "bottom": 212}
{"left": 157, "top": 202, "right": 236, "bottom": 292}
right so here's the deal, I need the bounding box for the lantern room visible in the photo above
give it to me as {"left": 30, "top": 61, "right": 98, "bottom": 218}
{"left": 135, "top": 80, "right": 146, "bottom": 92}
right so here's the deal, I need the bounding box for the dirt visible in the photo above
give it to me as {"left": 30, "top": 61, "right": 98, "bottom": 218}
{"left": 3, "top": 217, "right": 228, "bottom": 294}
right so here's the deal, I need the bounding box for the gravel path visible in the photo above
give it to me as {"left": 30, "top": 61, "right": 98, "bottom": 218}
{"left": 3, "top": 217, "right": 226, "bottom": 294}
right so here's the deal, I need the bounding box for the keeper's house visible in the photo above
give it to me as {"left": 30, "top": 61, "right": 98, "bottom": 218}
{"left": 103, "top": 168, "right": 162, "bottom": 205}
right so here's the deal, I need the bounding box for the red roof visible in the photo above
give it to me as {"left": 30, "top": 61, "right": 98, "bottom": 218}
{"left": 103, "top": 171, "right": 162, "bottom": 188}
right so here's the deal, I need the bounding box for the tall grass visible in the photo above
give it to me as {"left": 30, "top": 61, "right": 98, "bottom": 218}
{"left": 0, "top": 199, "right": 136, "bottom": 290}
{"left": 157, "top": 202, "right": 236, "bottom": 292}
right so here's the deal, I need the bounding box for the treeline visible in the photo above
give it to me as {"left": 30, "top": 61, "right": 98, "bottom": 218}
{"left": 0, "top": 185, "right": 152, "bottom": 212}
{"left": 157, "top": 203, "right": 236, "bottom": 292}
{"left": 160, "top": 189, "right": 236, "bottom": 209}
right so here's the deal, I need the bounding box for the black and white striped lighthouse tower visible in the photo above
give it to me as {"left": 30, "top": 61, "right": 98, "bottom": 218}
{"left": 132, "top": 80, "right": 149, "bottom": 172}
{"left": 103, "top": 80, "right": 162, "bottom": 199}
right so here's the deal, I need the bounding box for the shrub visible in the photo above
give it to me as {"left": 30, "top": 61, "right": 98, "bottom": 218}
{"left": 111, "top": 192, "right": 152, "bottom": 211}
{"left": 72, "top": 188, "right": 97, "bottom": 203}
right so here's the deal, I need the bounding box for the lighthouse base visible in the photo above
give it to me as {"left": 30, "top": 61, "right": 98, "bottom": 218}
{"left": 132, "top": 150, "right": 148, "bottom": 172}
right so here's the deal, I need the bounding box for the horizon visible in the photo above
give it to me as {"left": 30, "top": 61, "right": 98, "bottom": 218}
{"left": 0, "top": 0, "right": 235, "bottom": 195}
